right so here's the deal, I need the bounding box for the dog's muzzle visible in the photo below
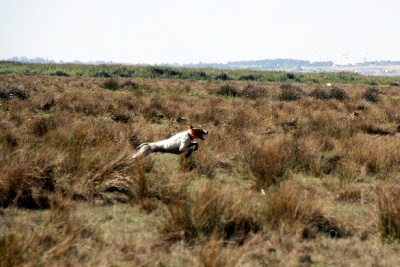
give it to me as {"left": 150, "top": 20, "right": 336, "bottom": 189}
{"left": 200, "top": 130, "right": 208, "bottom": 140}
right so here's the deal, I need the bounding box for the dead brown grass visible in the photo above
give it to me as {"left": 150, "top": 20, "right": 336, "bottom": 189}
{"left": 1, "top": 74, "right": 400, "bottom": 265}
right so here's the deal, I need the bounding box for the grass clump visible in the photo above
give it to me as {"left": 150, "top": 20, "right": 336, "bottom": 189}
{"left": 103, "top": 79, "right": 120, "bottom": 90}
{"left": 0, "top": 202, "right": 102, "bottom": 266}
{"left": 215, "top": 84, "right": 239, "bottom": 97}
{"left": 278, "top": 83, "right": 303, "bottom": 101}
{"left": 329, "top": 86, "right": 349, "bottom": 100}
{"left": 112, "top": 113, "right": 131, "bottom": 123}
{"left": 0, "top": 84, "right": 29, "bottom": 100}
{"left": 362, "top": 87, "right": 383, "bottom": 102}
{"left": 31, "top": 116, "right": 58, "bottom": 137}
{"left": 50, "top": 70, "right": 69, "bottom": 77}
{"left": 263, "top": 183, "right": 321, "bottom": 233}
{"left": 241, "top": 84, "right": 268, "bottom": 99}
{"left": 122, "top": 80, "right": 140, "bottom": 90}
{"left": 162, "top": 181, "right": 260, "bottom": 244}
{"left": 309, "top": 87, "right": 331, "bottom": 100}
{"left": 309, "top": 86, "right": 349, "bottom": 100}
{"left": 239, "top": 74, "right": 260, "bottom": 81}
{"left": 249, "top": 136, "right": 299, "bottom": 190}
{"left": 214, "top": 83, "right": 267, "bottom": 99}
{"left": 215, "top": 73, "right": 231, "bottom": 80}
{"left": 376, "top": 185, "right": 400, "bottom": 241}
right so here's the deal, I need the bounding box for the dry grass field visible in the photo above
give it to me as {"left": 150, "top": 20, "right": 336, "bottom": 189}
{"left": 1, "top": 68, "right": 400, "bottom": 266}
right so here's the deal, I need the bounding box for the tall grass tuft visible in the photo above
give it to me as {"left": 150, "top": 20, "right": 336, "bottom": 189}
{"left": 162, "top": 181, "right": 261, "bottom": 244}
{"left": 31, "top": 116, "right": 58, "bottom": 137}
{"left": 0, "top": 201, "right": 102, "bottom": 266}
{"left": 0, "top": 234, "right": 24, "bottom": 267}
{"left": 262, "top": 183, "right": 321, "bottom": 233}
{"left": 376, "top": 185, "right": 400, "bottom": 241}
{"left": 249, "top": 136, "right": 297, "bottom": 190}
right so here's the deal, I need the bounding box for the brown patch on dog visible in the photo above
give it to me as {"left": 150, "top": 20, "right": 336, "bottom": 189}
{"left": 189, "top": 125, "right": 208, "bottom": 140}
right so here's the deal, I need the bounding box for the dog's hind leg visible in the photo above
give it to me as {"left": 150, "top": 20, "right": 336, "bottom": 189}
{"left": 132, "top": 144, "right": 152, "bottom": 160}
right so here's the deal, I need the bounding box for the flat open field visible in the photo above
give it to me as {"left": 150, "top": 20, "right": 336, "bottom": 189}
{"left": 1, "top": 64, "right": 400, "bottom": 266}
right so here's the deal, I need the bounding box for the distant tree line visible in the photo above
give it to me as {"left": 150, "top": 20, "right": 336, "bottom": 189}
{"left": 6, "top": 56, "right": 400, "bottom": 72}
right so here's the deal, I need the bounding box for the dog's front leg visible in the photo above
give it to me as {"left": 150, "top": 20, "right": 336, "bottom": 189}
{"left": 185, "top": 149, "right": 193, "bottom": 158}
{"left": 180, "top": 142, "right": 194, "bottom": 158}
{"left": 188, "top": 142, "right": 199, "bottom": 151}
{"left": 185, "top": 142, "right": 199, "bottom": 158}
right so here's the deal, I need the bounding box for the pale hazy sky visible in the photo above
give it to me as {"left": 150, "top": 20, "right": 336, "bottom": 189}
{"left": 1, "top": 0, "right": 399, "bottom": 65}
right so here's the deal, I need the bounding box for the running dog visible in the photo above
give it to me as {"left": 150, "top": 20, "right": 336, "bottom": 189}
{"left": 132, "top": 126, "right": 208, "bottom": 159}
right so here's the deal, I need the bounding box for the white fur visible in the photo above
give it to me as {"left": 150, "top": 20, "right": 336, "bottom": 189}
{"left": 132, "top": 129, "right": 207, "bottom": 159}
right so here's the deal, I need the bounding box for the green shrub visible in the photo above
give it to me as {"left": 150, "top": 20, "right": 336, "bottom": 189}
{"left": 122, "top": 80, "right": 140, "bottom": 90}
{"left": 151, "top": 67, "right": 165, "bottom": 76}
{"left": 286, "top": 73, "right": 296, "bottom": 80}
{"left": 166, "top": 68, "right": 181, "bottom": 77}
{"left": 93, "top": 71, "right": 111, "bottom": 77}
{"left": 216, "top": 84, "right": 239, "bottom": 97}
{"left": 362, "top": 87, "right": 382, "bottom": 102}
{"left": 279, "top": 83, "right": 303, "bottom": 101}
{"left": 309, "top": 86, "right": 349, "bottom": 101}
{"left": 241, "top": 84, "right": 267, "bottom": 99}
{"left": 0, "top": 84, "right": 29, "bottom": 100}
{"left": 329, "top": 87, "right": 349, "bottom": 100}
{"left": 215, "top": 73, "right": 231, "bottom": 80}
{"left": 114, "top": 66, "right": 135, "bottom": 77}
{"left": 103, "top": 79, "right": 120, "bottom": 90}
{"left": 50, "top": 70, "right": 69, "bottom": 77}
{"left": 198, "top": 71, "right": 209, "bottom": 79}
{"left": 309, "top": 87, "right": 330, "bottom": 100}
{"left": 239, "top": 74, "right": 259, "bottom": 81}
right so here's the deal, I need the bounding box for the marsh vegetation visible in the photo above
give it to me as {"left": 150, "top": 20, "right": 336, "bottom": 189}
{"left": 1, "top": 63, "right": 400, "bottom": 266}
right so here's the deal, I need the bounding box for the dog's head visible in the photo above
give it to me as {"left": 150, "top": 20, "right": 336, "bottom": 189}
{"left": 189, "top": 126, "right": 208, "bottom": 140}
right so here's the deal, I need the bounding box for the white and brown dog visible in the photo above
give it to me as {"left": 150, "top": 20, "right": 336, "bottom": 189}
{"left": 132, "top": 126, "right": 208, "bottom": 160}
